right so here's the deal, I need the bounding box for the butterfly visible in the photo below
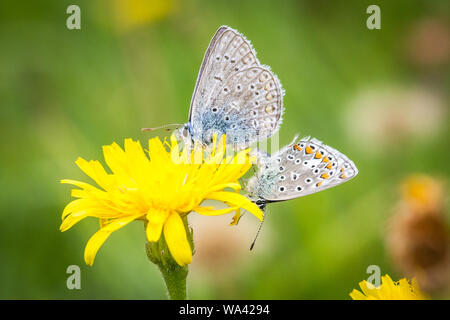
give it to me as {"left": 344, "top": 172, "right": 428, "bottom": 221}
{"left": 244, "top": 136, "right": 358, "bottom": 248}
{"left": 153, "top": 25, "right": 284, "bottom": 148}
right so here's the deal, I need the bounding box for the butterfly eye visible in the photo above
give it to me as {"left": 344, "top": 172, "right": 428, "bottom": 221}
{"left": 182, "top": 127, "right": 189, "bottom": 137}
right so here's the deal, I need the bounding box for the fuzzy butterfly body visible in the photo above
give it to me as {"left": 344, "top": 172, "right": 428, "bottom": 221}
{"left": 180, "top": 26, "right": 284, "bottom": 148}
{"left": 247, "top": 136, "right": 358, "bottom": 205}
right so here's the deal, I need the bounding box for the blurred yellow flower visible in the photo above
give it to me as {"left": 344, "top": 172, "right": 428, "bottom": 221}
{"left": 350, "top": 274, "right": 429, "bottom": 300}
{"left": 401, "top": 174, "right": 444, "bottom": 214}
{"left": 60, "top": 135, "right": 263, "bottom": 267}
{"left": 110, "top": 0, "right": 174, "bottom": 32}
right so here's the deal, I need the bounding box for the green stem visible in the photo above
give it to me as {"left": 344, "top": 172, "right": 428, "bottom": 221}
{"left": 145, "top": 222, "right": 189, "bottom": 300}
{"left": 157, "top": 262, "right": 188, "bottom": 300}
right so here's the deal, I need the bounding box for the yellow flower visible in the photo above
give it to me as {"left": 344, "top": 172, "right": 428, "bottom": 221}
{"left": 60, "top": 135, "right": 263, "bottom": 267}
{"left": 401, "top": 174, "right": 444, "bottom": 214}
{"left": 350, "top": 274, "right": 429, "bottom": 300}
{"left": 110, "top": 0, "right": 174, "bottom": 31}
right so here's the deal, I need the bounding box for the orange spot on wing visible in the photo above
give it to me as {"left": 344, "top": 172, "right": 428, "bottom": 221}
{"left": 322, "top": 157, "right": 329, "bottom": 163}
{"left": 305, "top": 146, "right": 313, "bottom": 154}
{"left": 321, "top": 173, "right": 330, "bottom": 179}
{"left": 314, "top": 152, "right": 322, "bottom": 159}
{"left": 316, "top": 181, "right": 323, "bottom": 187}
{"left": 326, "top": 163, "right": 332, "bottom": 170}
{"left": 341, "top": 167, "right": 345, "bottom": 172}
{"left": 293, "top": 144, "right": 302, "bottom": 151}
{"left": 340, "top": 174, "right": 347, "bottom": 179}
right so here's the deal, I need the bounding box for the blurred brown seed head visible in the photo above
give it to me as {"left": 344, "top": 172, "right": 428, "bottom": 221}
{"left": 387, "top": 175, "right": 450, "bottom": 293}
{"left": 405, "top": 18, "right": 450, "bottom": 68}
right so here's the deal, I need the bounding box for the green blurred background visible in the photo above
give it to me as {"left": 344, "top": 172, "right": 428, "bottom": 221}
{"left": 0, "top": 0, "right": 448, "bottom": 299}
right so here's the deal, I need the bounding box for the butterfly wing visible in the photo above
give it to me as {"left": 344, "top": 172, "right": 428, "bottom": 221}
{"left": 188, "top": 26, "right": 284, "bottom": 147}
{"left": 188, "top": 26, "right": 259, "bottom": 120}
{"left": 247, "top": 137, "right": 358, "bottom": 201}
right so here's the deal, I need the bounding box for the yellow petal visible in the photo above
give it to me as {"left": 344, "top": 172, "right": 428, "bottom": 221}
{"left": 84, "top": 215, "right": 138, "bottom": 266}
{"left": 207, "top": 182, "right": 242, "bottom": 193}
{"left": 99, "top": 218, "right": 110, "bottom": 228}
{"left": 102, "top": 142, "right": 129, "bottom": 178}
{"left": 359, "top": 280, "right": 380, "bottom": 299}
{"left": 75, "top": 158, "right": 114, "bottom": 191}
{"left": 194, "top": 206, "right": 238, "bottom": 216}
{"left": 169, "top": 135, "right": 182, "bottom": 163}
{"left": 349, "top": 289, "right": 367, "bottom": 300}
{"left": 206, "top": 191, "right": 264, "bottom": 221}
{"left": 146, "top": 209, "right": 169, "bottom": 242}
{"left": 163, "top": 213, "right": 192, "bottom": 266}
{"left": 146, "top": 221, "right": 163, "bottom": 242}
{"left": 229, "top": 208, "right": 243, "bottom": 226}
{"left": 60, "top": 210, "right": 90, "bottom": 231}
{"left": 61, "top": 179, "right": 98, "bottom": 191}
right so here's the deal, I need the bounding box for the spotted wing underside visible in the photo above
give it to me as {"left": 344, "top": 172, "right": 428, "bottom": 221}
{"left": 188, "top": 26, "right": 284, "bottom": 147}
{"left": 248, "top": 137, "right": 358, "bottom": 201}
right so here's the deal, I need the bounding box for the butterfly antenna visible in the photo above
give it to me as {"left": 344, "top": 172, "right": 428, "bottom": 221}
{"left": 142, "top": 123, "right": 183, "bottom": 132}
{"left": 250, "top": 206, "right": 266, "bottom": 251}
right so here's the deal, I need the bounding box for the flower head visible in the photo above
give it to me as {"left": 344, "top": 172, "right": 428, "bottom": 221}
{"left": 400, "top": 174, "right": 445, "bottom": 214}
{"left": 387, "top": 175, "right": 449, "bottom": 292}
{"left": 60, "top": 135, "right": 263, "bottom": 266}
{"left": 350, "top": 274, "right": 429, "bottom": 300}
